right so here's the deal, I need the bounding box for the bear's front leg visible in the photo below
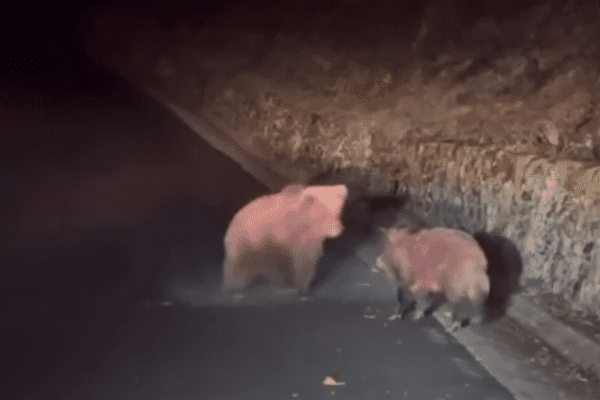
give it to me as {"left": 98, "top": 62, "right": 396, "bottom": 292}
{"left": 291, "top": 245, "right": 323, "bottom": 294}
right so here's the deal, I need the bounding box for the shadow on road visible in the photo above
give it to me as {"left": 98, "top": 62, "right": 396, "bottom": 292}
{"left": 474, "top": 232, "right": 524, "bottom": 323}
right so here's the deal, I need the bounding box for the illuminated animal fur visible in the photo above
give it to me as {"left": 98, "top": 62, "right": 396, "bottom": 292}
{"left": 222, "top": 184, "right": 348, "bottom": 293}
{"left": 379, "top": 226, "right": 490, "bottom": 331}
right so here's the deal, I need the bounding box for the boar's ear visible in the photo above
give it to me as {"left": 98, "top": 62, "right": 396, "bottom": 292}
{"left": 407, "top": 225, "right": 424, "bottom": 235}
{"left": 281, "top": 184, "right": 305, "bottom": 196}
{"left": 387, "top": 228, "right": 400, "bottom": 242}
{"left": 388, "top": 227, "right": 411, "bottom": 242}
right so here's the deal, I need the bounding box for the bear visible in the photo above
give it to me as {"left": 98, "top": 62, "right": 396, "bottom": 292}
{"left": 221, "top": 183, "right": 348, "bottom": 293}
{"left": 378, "top": 226, "right": 490, "bottom": 331}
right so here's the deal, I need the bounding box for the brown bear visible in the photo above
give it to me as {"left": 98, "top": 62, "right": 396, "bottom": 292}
{"left": 221, "top": 184, "right": 348, "bottom": 293}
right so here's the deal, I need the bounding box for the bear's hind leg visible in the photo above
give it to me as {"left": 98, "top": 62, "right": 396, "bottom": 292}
{"left": 291, "top": 246, "right": 323, "bottom": 294}
{"left": 261, "top": 266, "right": 286, "bottom": 288}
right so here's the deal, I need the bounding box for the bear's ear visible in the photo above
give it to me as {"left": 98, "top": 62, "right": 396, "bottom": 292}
{"left": 331, "top": 185, "right": 348, "bottom": 215}
{"left": 281, "top": 184, "right": 305, "bottom": 196}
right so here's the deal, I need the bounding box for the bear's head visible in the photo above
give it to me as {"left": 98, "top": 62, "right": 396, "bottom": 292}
{"left": 296, "top": 184, "right": 348, "bottom": 239}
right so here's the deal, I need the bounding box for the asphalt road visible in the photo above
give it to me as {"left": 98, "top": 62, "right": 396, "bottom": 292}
{"left": 1, "top": 42, "right": 516, "bottom": 400}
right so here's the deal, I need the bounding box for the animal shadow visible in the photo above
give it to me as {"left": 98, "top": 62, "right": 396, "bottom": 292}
{"left": 473, "top": 231, "right": 523, "bottom": 323}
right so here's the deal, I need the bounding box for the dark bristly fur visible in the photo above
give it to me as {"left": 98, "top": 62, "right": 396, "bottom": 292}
{"left": 307, "top": 167, "right": 407, "bottom": 241}
{"left": 305, "top": 167, "right": 409, "bottom": 288}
